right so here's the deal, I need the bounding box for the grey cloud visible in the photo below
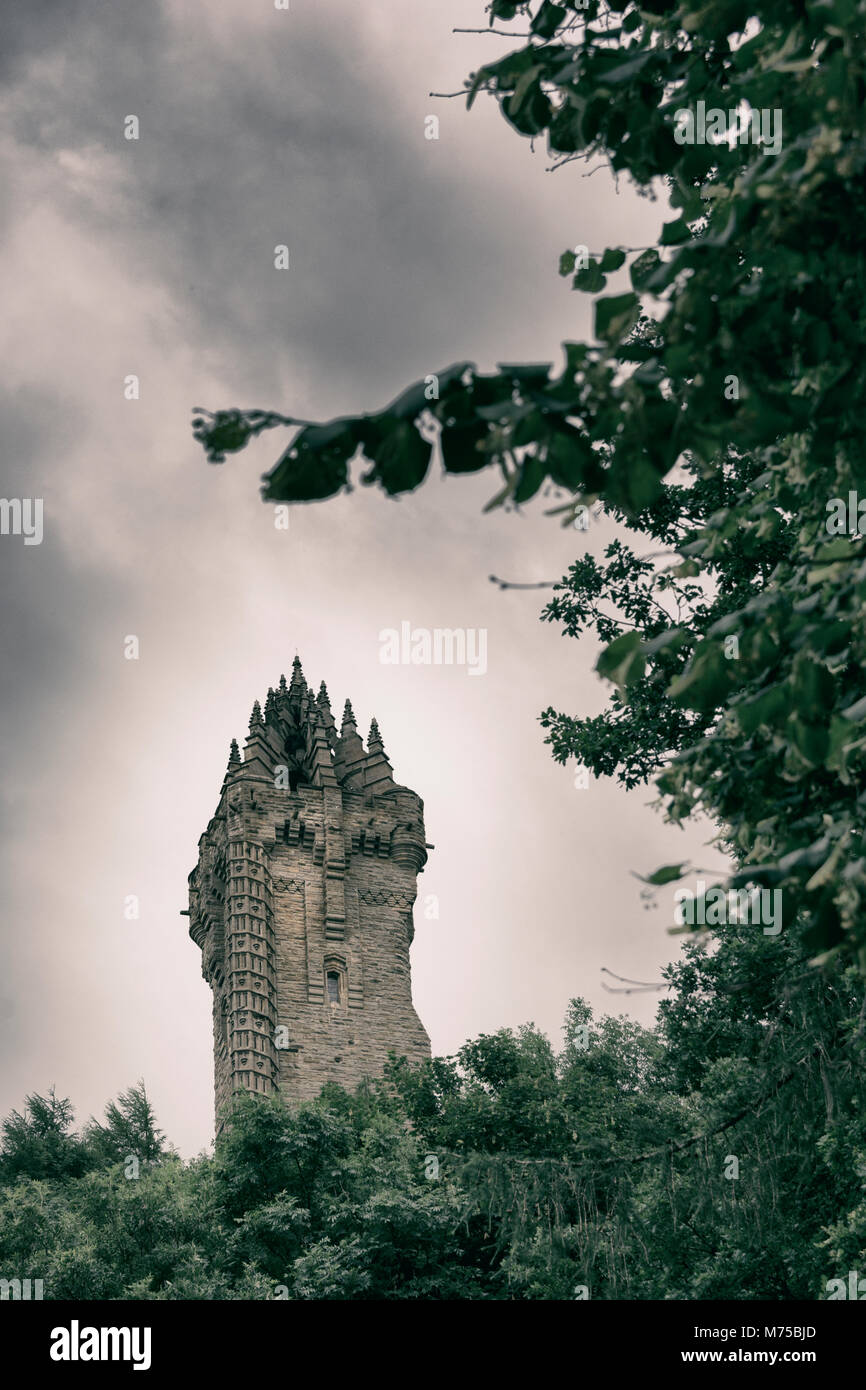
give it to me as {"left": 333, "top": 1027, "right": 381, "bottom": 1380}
{"left": 0, "top": 0, "right": 166, "bottom": 83}
{"left": 0, "top": 3, "right": 553, "bottom": 403}
{"left": 0, "top": 0, "right": 690, "bottom": 1155}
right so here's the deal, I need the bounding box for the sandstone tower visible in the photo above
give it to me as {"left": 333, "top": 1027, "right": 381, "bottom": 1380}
{"left": 187, "top": 659, "right": 431, "bottom": 1124}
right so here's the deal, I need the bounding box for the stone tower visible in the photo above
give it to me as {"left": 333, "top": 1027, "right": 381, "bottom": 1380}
{"left": 187, "top": 659, "right": 431, "bottom": 1124}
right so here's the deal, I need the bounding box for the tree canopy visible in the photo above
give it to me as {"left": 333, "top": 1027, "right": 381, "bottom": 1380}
{"left": 3, "top": 958, "right": 866, "bottom": 1300}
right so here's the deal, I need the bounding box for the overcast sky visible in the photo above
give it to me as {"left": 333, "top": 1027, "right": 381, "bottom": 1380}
{"left": 0, "top": 0, "right": 724, "bottom": 1156}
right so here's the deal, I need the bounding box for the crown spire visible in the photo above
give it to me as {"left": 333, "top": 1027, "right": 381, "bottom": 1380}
{"left": 290, "top": 655, "right": 306, "bottom": 694}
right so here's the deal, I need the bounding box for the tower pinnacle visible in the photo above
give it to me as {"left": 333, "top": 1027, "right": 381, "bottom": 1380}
{"left": 289, "top": 656, "right": 306, "bottom": 695}
{"left": 365, "top": 717, "right": 395, "bottom": 794}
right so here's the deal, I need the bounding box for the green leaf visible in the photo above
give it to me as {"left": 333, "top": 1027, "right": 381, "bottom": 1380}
{"left": 660, "top": 217, "right": 691, "bottom": 245}
{"left": 789, "top": 719, "right": 829, "bottom": 767}
{"left": 667, "top": 640, "right": 735, "bottom": 713}
{"left": 791, "top": 657, "right": 834, "bottom": 712}
{"left": 496, "top": 362, "right": 553, "bottom": 382}
{"left": 596, "top": 50, "right": 655, "bottom": 83}
{"left": 735, "top": 684, "right": 789, "bottom": 735}
{"left": 263, "top": 421, "right": 358, "bottom": 502}
{"left": 633, "top": 247, "right": 661, "bottom": 290}
{"left": 504, "top": 69, "right": 552, "bottom": 136}
{"left": 642, "top": 627, "right": 689, "bottom": 657}
{"left": 608, "top": 452, "right": 665, "bottom": 513}
{"left": 639, "top": 863, "right": 689, "bottom": 885}
{"left": 595, "top": 293, "right": 640, "bottom": 344}
{"left": 545, "top": 426, "right": 602, "bottom": 491}
{"left": 440, "top": 421, "right": 489, "bottom": 474}
{"left": 548, "top": 101, "right": 587, "bottom": 154}
{"left": 383, "top": 379, "right": 433, "bottom": 421}
{"left": 358, "top": 420, "right": 432, "bottom": 494}
{"left": 815, "top": 538, "right": 856, "bottom": 562}
{"left": 805, "top": 838, "right": 847, "bottom": 893}
{"left": 574, "top": 260, "right": 607, "bottom": 292}
{"left": 530, "top": 1, "right": 567, "bottom": 39}
{"left": 513, "top": 455, "right": 547, "bottom": 504}
{"left": 596, "top": 630, "right": 646, "bottom": 689}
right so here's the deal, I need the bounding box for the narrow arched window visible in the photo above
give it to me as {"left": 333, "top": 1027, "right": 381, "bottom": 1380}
{"left": 326, "top": 971, "right": 341, "bottom": 1004}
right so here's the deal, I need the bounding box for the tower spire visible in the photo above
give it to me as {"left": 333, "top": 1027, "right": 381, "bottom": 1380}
{"left": 220, "top": 737, "right": 242, "bottom": 794}
{"left": 365, "top": 717, "right": 395, "bottom": 794}
{"left": 317, "top": 681, "right": 337, "bottom": 747}
{"left": 289, "top": 655, "right": 307, "bottom": 698}
{"left": 334, "top": 698, "right": 366, "bottom": 788}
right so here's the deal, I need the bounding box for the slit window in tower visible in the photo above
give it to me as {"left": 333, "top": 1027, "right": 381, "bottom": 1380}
{"left": 326, "top": 971, "right": 341, "bottom": 1005}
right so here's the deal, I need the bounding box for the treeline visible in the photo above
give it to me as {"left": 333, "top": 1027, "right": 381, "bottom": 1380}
{"left": 2, "top": 927, "right": 865, "bottom": 1299}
